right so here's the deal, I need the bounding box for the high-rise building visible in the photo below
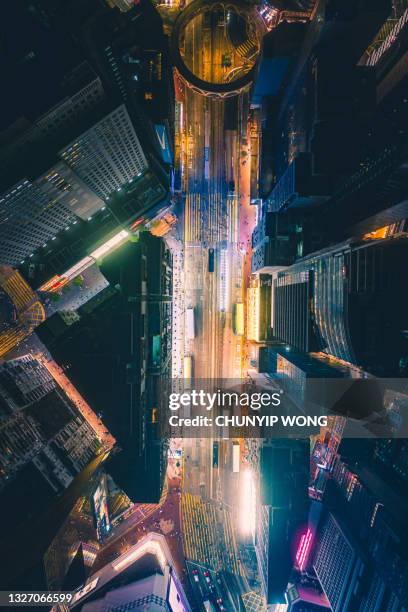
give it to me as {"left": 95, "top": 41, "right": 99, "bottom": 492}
{"left": 0, "top": 165, "right": 104, "bottom": 267}
{"left": 59, "top": 105, "right": 148, "bottom": 200}
{"left": 69, "top": 532, "right": 190, "bottom": 611}
{"left": 0, "top": 62, "right": 107, "bottom": 191}
{"left": 258, "top": 346, "right": 347, "bottom": 413}
{"left": 247, "top": 274, "right": 273, "bottom": 342}
{"left": 34, "top": 62, "right": 106, "bottom": 138}
{"left": 11, "top": 102, "right": 169, "bottom": 289}
{"left": 37, "top": 233, "right": 172, "bottom": 503}
{"left": 0, "top": 354, "right": 103, "bottom": 527}
{"left": 312, "top": 501, "right": 408, "bottom": 611}
{"left": 374, "top": 437, "right": 408, "bottom": 485}
{"left": 82, "top": 0, "right": 174, "bottom": 127}
{"left": 251, "top": 208, "right": 305, "bottom": 274}
{"left": 0, "top": 59, "right": 169, "bottom": 274}
{"left": 285, "top": 582, "right": 330, "bottom": 611}
{"left": 255, "top": 439, "right": 310, "bottom": 604}
{"left": 272, "top": 234, "right": 408, "bottom": 375}
{"left": 322, "top": 0, "right": 408, "bottom": 240}
{"left": 256, "top": 0, "right": 387, "bottom": 213}
{"left": 312, "top": 512, "right": 364, "bottom": 612}
{"left": 307, "top": 433, "right": 408, "bottom": 611}
{"left": 0, "top": 179, "right": 76, "bottom": 267}
{"left": 273, "top": 267, "right": 316, "bottom": 354}
{"left": 254, "top": 0, "right": 408, "bottom": 257}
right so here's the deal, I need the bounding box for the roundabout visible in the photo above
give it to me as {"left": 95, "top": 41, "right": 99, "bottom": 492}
{"left": 171, "top": 0, "right": 264, "bottom": 97}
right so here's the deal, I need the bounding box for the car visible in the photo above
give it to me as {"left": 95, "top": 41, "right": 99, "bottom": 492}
{"left": 216, "top": 598, "right": 226, "bottom": 611}
{"left": 192, "top": 569, "right": 199, "bottom": 582}
{"left": 221, "top": 53, "right": 232, "bottom": 67}
{"left": 204, "top": 570, "right": 211, "bottom": 584}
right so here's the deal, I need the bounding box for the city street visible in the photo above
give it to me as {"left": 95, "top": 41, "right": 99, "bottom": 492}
{"left": 171, "top": 3, "right": 262, "bottom": 609}
{"left": 2, "top": 1, "right": 406, "bottom": 609}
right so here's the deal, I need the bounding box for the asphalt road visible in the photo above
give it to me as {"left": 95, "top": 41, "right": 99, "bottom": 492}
{"left": 177, "top": 6, "right": 260, "bottom": 610}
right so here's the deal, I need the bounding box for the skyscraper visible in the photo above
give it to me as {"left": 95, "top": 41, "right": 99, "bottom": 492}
{"left": 308, "top": 433, "right": 408, "bottom": 611}
{"left": 11, "top": 100, "right": 169, "bottom": 289}
{"left": 251, "top": 208, "right": 305, "bottom": 274}
{"left": 0, "top": 354, "right": 104, "bottom": 527}
{"left": 272, "top": 234, "right": 408, "bottom": 375}
{"left": 247, "top": 274, "right": 273, "bottom": 342}
{"left": 37, "top": 233, "right": 172, "bottom": 503}
{"left": 0, "top": 165, "right": 104, "bottom": 267}
{"left": 255, "top": 439, "right": 310, "bottom": 604}
{"left": 258, "top": 345, "right": 346, "bottom": 413}
{"left": 82, "top": 0, "right": 174, "bottom": 128}
{"left": 312, "top": 512, "right": 363, "bottom": 612}
{"left": 69, "top": 532, "right": 190, "bottom": 611}
{"left": 59, "top": 105, "right": 148, "bottom": 200}
{"left": 0, "top": 61, "right": 106, "bottom": 188}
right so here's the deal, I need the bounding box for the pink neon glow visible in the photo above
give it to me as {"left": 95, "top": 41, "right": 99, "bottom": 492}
{"left": 296, "top": 529, "right": 313, "bottom": 570}
{"left": 296, "top": 533, "right": 307, "bottom": 564}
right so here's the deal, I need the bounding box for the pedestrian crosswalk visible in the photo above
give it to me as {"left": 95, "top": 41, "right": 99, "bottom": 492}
{"left": 0, "top": 327, "right": 27, "bottom": 358}
{"left": 3, "top": 272, "right": 36, "bottom": 311}
{"left": 24, "top": 301, "right": 45, "bottom": 327}
{"left": 0, "top": 270, "right": 44, "bottom": 357}
{"left": 235, "top": 40, "right": 258, "bottom": 61}
{"left": 241, "top": 591, "right": 265, "bottom": 611}
{"left": 181, "top": 492, "right": 241, "bottom": 575}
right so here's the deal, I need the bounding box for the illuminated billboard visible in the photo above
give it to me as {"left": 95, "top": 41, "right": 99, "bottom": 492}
{"left": 295, "top": 528, "right": 313, "bottom": 571}
{"left": 155, "top": 124, "right": 173, "bottom": 164}
{"left": 92, "top": 473, "right": 111, "bottom": 541}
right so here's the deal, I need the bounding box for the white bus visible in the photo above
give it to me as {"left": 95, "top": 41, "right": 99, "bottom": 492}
{"left": 186, "top": 307, "right": 195, "bottom": 340}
